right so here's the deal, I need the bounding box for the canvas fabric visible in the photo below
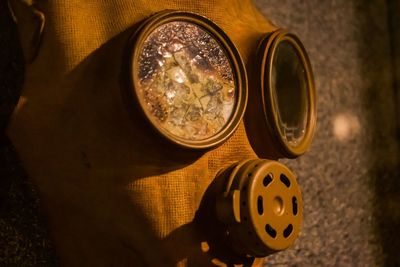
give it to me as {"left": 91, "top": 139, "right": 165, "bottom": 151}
{"left": 6, "top": 1, "right": 277, "bottom": 266}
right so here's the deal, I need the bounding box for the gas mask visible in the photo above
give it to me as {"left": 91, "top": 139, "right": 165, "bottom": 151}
{"left": 6, "top": 1, "right": 316, "bottom": 266}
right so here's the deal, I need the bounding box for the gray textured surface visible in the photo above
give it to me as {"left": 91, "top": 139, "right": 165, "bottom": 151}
{"left": 0, "top": 0, "right": 399, "bottom": 266}
{"left": 257, "top": 0, "right": 400, "bottom": 266}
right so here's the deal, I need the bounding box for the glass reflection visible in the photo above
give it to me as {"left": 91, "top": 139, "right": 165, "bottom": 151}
{"left": 271, "top": 40, "right": 309, "bottom": 146}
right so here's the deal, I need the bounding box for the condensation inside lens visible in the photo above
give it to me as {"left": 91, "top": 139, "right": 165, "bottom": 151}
{"left": 137, "top": 21, "right": 236, "bottom": 141}
{"left": 271, "top": 40, "right": 309, "bottom": 146}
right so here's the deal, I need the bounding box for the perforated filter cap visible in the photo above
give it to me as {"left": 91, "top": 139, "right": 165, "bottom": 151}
{"left": 216, "top": 159, "right": 302, "bottom": 257}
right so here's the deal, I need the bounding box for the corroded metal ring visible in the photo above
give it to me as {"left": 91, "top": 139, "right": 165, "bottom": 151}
{"left": 124, "top": 10, "right": 247, "bottom": 149}
{"left": 246, "top": 30, "right": 316, "bottom": 158}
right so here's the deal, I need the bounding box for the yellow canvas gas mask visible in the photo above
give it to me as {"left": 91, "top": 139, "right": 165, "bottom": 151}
{"left": 6, "top": 1, "right": 316, "bottom": 266}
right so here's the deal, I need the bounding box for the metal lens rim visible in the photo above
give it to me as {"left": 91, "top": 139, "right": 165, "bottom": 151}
{"left": 261, "top": 30, "right": 316, "bottom": 158}
{"left": 127, "top": 10, "right": 248, "bottom": 149}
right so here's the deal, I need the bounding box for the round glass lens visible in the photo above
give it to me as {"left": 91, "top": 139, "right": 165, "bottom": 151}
{"left": 137, "top": 21, "right": 236, "bottom": 141}
{"left": 271, "top": 40, "right": 309, "bottom": 147}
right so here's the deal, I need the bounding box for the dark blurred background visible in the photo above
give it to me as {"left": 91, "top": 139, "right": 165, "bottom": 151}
{"left": 1, "top": 0, "right": 399, "bottom": 266}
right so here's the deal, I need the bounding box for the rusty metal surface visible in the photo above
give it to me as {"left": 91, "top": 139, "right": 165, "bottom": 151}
{"left": 137, "top": 21, "right": 236, "bottom": 141}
